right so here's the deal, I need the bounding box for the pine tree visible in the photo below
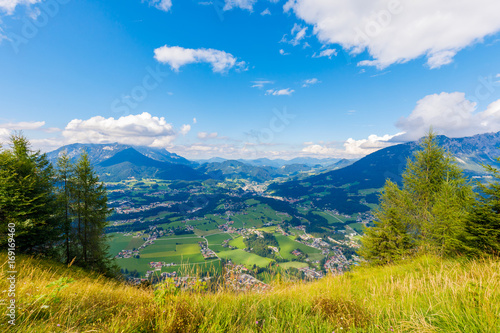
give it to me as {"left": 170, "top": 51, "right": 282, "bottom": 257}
{"left": 359, "top": 180, "right": 413, "bottom": 264}
{"left": 55, "top": 152, "right": 75, "bottom": 264}
{"left": 73, "top": 152, "right": 113, "bottom": 272}
{"left": 465, "top": 163, "right": 500, "bottom": 255}
{"left": 360, "top": 131, "right": 473, "bottom": 264}
{"left": 0, "top": 134, "right": 58, "bottom": 254}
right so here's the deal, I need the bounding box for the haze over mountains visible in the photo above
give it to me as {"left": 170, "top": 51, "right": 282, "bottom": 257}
{"left": 46, "top": 131, "right": 500, "bottom": 186}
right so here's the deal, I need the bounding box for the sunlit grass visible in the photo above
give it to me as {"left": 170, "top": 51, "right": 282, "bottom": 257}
{"left": 1, "top": 253, "right": 499, "bottom": 332}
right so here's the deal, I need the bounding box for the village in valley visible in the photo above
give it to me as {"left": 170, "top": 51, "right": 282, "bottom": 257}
{"left": 106, "top": 179, "right": 370, "bottom": 288}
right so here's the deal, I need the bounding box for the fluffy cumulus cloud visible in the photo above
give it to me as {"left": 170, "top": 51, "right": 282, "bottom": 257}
{"left": 343, "top": 133, "right": 403, "bottom": 156}
{"left": 62, "top": 112, "right": 178, "bottom": 147}
{"left": 396, "top": 92, "right": 500, "bottom": 140}
{"left": 224, "top": 0, "right": 257, "bottom": 11}
{"left": 180, "top": 124, "right": 191, "bottom": 135}
{"left": 0, "top": 0, "right": 40, "bottom": 15}
{"left": 154, "top": 45, "right": 245, "bottom": 73}
{"left": 266, "top": 88, "right": 294, "bottom": 96}
{"left": 301, "top": 144, "right": 337, "bottom": 156}
{"left": 284, "top": 0, "right": 500, "bottom": 69}
{"left": 301, "top": 133, "right": 402, "bottom": 158}
{"left": 145, "top": 0, "right": 172, "bottom": 12}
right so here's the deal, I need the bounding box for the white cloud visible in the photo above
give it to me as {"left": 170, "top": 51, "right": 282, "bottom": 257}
{"left": 224, "top": 0, "right": 257, "bottom": 11}
{"left": 154, "top": 45, "right": 245, "bottom": 73}
{"left": 312, "top": 48, "right": 337, "bottom": 59}
{"left": 260, "top": 8, "right": 271, "bottom": 15}
{"left": 62, "top": 112, "right": 177, "bottom": 147}
{"left": 343, "top": 133, "right": 403, "bottom": 156}
{"left": 279, "top": 49, "right": 290, "bottom": 55}
{"left": 144, "top": 0, "right": 172, "bottom": 12}
{"left": 197, "top": 132, "right": 218, "bottom": 139}
{"left": 266, "top": 88, "right": 294, "bottom": 96}
{"left": 396, "top": 92, "right": 500, "bottom": 140}
{"left": 301, "top": 144, "right": 337, "bottom": 155}
{"left": 193, "top": 117, "right": 197, "bottom": 124}
{"left": 0, "top": 120, "right": 45, "bottom": 130}
{"left": 0, "top": 128, "right": 11, "bottom": 143}
{"left": 302, "top": 78, "right": 320, "bottom": 87}
{"left": 290, "top": 23, "right": 307, "bottom": 46}
{"left": 251, "top": 80, "right": 274, "bottom": 88}
{"left": 281, "top": 23, "right": 308, "bottom": 46}
{"left": 301, "top": 133, "right": 402, "bottom": 157}
{"left": 0, "top": 0, "right": 40, "bottom": 15}
{"left": 180, "top": 124, "right": 191, "bottom": 135}
{"left": 285, "top": 0, "right": 500, "bottom": 69}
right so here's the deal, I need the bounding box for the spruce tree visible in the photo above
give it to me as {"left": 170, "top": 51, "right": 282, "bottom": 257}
{"left": 360, "top": 131, "right": 473, "bottom": 264}
{"left": 73, "top": 152, "right": 112, "bottom": 273}
{"left": 55, "top": 152, "right": 75, "bottom": 264}
{"left": 465, "top": 163, "right": 500, "bottom": 255}
{"left": 0, "top": 134, "right": 58, "bottom": 254}
{"left": 359, "top": 180, "right": 413, "bottom": 264}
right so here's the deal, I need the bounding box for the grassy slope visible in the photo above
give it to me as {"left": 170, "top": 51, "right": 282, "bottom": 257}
{"left": 2, "top": 253, "right": 499, "bottom": 332}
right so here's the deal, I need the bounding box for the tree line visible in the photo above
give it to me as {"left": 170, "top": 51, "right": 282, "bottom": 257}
{"left": 0, "top": 134, "right": 114, "bottom": 275}
{"left": 360, "top": 131, "right": 500, "bottom": 264}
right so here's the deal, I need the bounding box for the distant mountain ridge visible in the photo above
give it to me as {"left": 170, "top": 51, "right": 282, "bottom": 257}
{"left": 95, "top": 147, "right": 206, "bottom": 182}
{"left": 46, "top": 143, "right": 194, "bottom": 166}
{"left": 195, "top": 157, "right": 346, "bottom": 167}
{"left": 267, "top": 131, "right": 500, "bottom": 214}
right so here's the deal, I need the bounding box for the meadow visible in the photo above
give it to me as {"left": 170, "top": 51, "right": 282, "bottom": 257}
{"left": 3, "top": 253, "right": 499, "bottom": 332}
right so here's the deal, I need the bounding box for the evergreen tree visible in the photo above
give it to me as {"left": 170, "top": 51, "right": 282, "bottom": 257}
{"left": 0, "top": 134, "right": 58, "bottom": 254}
{"left": 359, "top": 181, "right": 413, "bottom": 264}
{"left": 360, "top": 131, "right": 473, "bottom": 264}
{"left": 465, "top": 162, "right": 500, "bottom": 255}
{"left": 73, "top": 152, "right": 112, "bottom": 273}
{"left": 55, "top": 152, "right": 75, "bottom": 264}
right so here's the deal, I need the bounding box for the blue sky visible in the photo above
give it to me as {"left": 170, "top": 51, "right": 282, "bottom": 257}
{"left": 1, "top": 0, "right": 500, "bottom": 159}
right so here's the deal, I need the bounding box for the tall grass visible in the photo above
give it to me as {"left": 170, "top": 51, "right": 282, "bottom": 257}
{"left": 1, "top": 253, "right": 498, "bottom": 332}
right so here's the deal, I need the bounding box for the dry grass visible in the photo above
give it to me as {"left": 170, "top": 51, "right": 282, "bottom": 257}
{"left": 1, "top": 253, "right": 499, "bottom": 332}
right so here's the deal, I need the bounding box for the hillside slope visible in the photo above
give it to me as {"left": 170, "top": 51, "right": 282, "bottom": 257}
{"left": 3, "top": 253, "right": 498, "bottom": 332}
{"left": 96, "top": 148, "right": 206, "bottom": 182}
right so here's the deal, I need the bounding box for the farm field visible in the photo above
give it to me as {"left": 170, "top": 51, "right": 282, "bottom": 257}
{"left": 274, "top": 234, "right": 323, "bottom": 261}
{"left": 217, "top": 249, "right": 273, "bottom": 268}
{"left": 205, "top": 233, "right": 233, "bottom": 245}
{"left": 278, "top": 261, "right": 309, "bottom": 269}
{"left": 108, "top": 233, "right": 144, "bottom": 256}
{"left": 228, "top": 236, "right": 246, "bottom": 249}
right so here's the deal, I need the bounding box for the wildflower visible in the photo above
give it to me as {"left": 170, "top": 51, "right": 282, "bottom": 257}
{"left": 256, "top": 321, "right": 259, "bottom": 325}
{"left": 57, "top": 324, "right": 60, "bottom": 327}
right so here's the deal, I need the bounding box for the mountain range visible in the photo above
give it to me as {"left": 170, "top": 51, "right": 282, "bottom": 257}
{"left": 266, "top": 132, "right": 500, "bottom": 214}
{"left": 46, "top": 131, "right": 500, "bottom": 189}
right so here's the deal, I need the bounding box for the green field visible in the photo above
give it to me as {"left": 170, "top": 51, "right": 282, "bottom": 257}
{"left": 205, "top": 233, "right": 233, "bottom": 245}
{"left": 274, "top": 234, "right": 323, "bottom": 261}
{"left": 314, "top": 211, "right": 350, "bottom": 224}
{"left": 217, "top": 249, "right": 273, "bottom": 268}
{"left": 228, "top": 236, "right": 246, "bottom": 249}
{"left": 113, "top": 236, "right": 208, "bottom": 275}
{"left": 278, "top": 261, "right": 309, "bottom": 269}
{"left": 348, "top": 222, "right": 365, "bottom": 233}
{"left": 108, "top": 233, "right": 145, "bottom": 256}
